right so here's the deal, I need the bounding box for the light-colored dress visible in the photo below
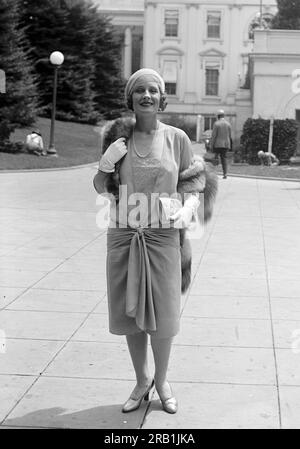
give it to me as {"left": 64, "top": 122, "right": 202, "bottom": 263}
{"left": 106, "top": 122, "right": 193, "bottom": 338}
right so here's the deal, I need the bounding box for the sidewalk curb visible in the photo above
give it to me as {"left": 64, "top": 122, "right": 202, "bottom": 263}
{"left": 221, "top": 173, "right": 300, "bottom": 182}
{"left": 0, "top": 161, "right": 98, "bottom": 174}
{"left": 1, "top": 163, "right": 299, "bottom": 182}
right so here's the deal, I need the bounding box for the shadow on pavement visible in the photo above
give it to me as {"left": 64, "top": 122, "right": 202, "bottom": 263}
{"left": 3, "top": 404, "right": 149, "bottom": 429}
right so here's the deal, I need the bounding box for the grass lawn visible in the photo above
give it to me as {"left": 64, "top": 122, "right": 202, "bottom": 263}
{"left": 223, "top": 163, "right": 300, "bottom": 180}
{"left": 1, "top": 123, "right": 300, "bottom": 180}
{"left": 0, "top": 117, "right": 102, "bottom": 170}
{"left": 191, "top": 143, "right": 300, "bottom": 181}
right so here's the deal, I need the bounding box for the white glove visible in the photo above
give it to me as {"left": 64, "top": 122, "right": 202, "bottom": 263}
{"left": 170, "top": 194, "right": 200, "bottom": 228}
{"left": 98, "top": 137, "right": 127, "bottom": 173}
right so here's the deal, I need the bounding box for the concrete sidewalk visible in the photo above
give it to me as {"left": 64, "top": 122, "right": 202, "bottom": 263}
{"left": 1, "top": 166, "right": 300, "bottom": 429}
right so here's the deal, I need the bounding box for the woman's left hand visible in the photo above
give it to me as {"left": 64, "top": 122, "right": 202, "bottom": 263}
{"left": 170, "top": 206, "right": 194, "bottom": 228}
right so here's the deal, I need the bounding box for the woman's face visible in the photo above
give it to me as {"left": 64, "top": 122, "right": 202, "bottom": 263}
{"left": 131, "top": 79, "right": 161, "bottom": 115}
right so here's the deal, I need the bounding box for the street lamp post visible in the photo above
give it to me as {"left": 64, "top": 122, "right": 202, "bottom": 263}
{"left": 48, "top": 51, "right": 64, "bottom": 156}
{"left": 0, "top": 69, "right": 5, "bottom": 94}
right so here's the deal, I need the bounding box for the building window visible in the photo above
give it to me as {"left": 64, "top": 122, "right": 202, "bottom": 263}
{"left": 204, "top": 116, "right": 217, "bottom": 131}
{"left": 162, "top": 61, "right": 178, "bottom": 96}
{"left": 165, "top": 10, "right": 179, "bottom": 37}
{"left": 207, "top": 11, "right": 221, "bottom": 39}
{"left": 165, "top": 83, "right": 176, "bottom": 95}
{"left": 205, "top": 68, "right": 219, "bottom": 96}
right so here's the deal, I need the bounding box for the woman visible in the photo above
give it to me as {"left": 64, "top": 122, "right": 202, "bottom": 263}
{"left": 93, "top": 68, "right": 217, "bottom": 414}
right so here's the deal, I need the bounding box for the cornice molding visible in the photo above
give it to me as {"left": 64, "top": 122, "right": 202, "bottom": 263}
{"left": 157, "top": 46, "right": 184, "bottom": 56}
{"left": 198, "top": 48, "right": 227, "bottom": 58}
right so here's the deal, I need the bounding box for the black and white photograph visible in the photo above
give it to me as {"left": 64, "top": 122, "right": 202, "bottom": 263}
{"left": 1, "top": 0, "right": 300, "bottom": 434}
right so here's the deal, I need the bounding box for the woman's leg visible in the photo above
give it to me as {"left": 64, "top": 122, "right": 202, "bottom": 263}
{"left": 126, "top": 332, "right": 151, "bottom": 391}
{"left": 150, "top": 336, "right": 173, "bottom": 399}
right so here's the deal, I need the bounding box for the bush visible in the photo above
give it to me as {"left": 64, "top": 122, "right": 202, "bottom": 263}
{"left": 233, "top": 145, "right": 248, "bottom": 163}
{"left": 0, "top": 140, "right": 25, "bottom": 154}
{"left": 239, "top": 118, "right": 298, "bottom": 164}
{"left": 273, "top": 119, "right": 298, "bottom": 162}
{"left": 159, "top": 113, "right": 196, "bottom": 140}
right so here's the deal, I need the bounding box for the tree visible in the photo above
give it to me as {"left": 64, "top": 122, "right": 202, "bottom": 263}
{"left": 21, "top": 0, "right": 125, "bottom": 124}
{"left": 272, "top": 0, "right": 300, "bottom": 29}
{"left": 0, "top": 0, "right": 38, "bottom": 144}
{"left": 20, "top": 0, "right": 66, "bottom": 112}
{"left": 89, "top": 12, "right": 126, "bottom": 119}
{"left": 21, "top": 0, "right": 98, "bottom": 124}
{"left": 58, "top": 0, "right": 98, "bottom": 123}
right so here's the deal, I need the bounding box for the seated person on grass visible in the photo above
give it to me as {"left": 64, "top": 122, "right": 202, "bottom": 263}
{"left": 25, "top": 129, "right": 46, "bottom": 156}
{"left": 257, "top": 150, "right": 279, "bottom": 167}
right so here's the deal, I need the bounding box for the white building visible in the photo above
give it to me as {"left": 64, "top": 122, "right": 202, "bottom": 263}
{"left": 251, "top": 29, "right": 300, "bottom": 121}
{"left": 251, "top": 28, "right": 300, "bottom": 160}
{"left": 95, "top": 0, "right": 144, "bottom": 77}
{"left": 95, "top": 0, "right": 278, "bottom": 140}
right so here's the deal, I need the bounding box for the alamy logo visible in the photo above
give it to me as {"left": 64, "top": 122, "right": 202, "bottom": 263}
{"left": 96, "top": 189, "right": 205, "bottom": 240}
{"left": 0, "top": 69, "right": 6, "bottom": 93}
{"left": 291, "top": 69, "right": 300, "bottom": 95}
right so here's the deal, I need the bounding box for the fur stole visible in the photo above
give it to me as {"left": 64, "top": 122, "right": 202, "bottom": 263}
{"left": 95, "top": 117, "right": 218, "bottom": 293}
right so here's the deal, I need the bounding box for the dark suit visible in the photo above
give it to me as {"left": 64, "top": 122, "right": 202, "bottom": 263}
{"left": 210, "top": 118, "right": 232, "bottom": 177}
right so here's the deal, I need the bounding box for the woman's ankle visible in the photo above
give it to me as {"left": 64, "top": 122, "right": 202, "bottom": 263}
{"left": 155, "top": 381, "right": 173, "bottom": 400}
{"left": 154, "top": 378, "right": 168, "bottom": 390}
{"left": 136, "top": 376, "right": 152, "bottom": 387}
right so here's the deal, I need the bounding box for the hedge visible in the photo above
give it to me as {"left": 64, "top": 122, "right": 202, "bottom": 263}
{"left": 237, "top": 118, "right": 298, "bottom": 164}
{"left": 0, "top": 140, "right": 25, "bottom": 154}
{"left": 159, "top": 113, "right": 196, "bottom": 141}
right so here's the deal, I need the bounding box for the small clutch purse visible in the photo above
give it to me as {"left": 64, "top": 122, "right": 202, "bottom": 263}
{"left": 158, "top": 197, "right": 182, "bottom": 222}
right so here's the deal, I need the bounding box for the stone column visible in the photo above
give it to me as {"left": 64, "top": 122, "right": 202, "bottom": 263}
{"left": 184, "top": 4, "right": 199, "bottom": 103}
{"left": 124, "top": 27, "right": 132, "bottom": 79}
{"left": 143, "top": 2, "right": 157, "bottom": 68}
{"left": 228, "top": 5, "right": 241, "bottom": 94}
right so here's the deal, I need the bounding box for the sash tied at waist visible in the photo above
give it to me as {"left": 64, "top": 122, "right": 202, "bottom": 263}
{"left": 107, "top": 226, "right": 179, "bottom": 333}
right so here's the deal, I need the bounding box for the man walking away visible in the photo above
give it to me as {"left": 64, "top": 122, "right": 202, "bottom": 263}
{"left": 210, "top": 109, "right": 232, "bottom": 179}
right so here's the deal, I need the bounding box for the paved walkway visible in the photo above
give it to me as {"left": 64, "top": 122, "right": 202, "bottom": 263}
{"left": 0, "top": 165, "right": 300, "bottom": 429}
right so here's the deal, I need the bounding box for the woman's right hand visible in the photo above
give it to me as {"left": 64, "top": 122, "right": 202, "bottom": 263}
{"left": 98, "top": 138, "right": 128, "bottom": 173}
